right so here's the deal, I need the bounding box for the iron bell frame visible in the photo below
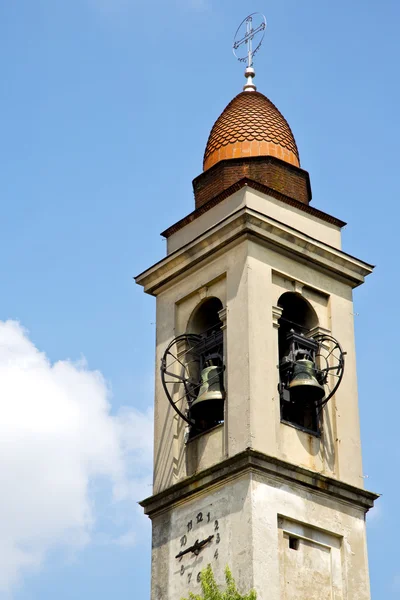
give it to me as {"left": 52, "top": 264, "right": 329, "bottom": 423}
{"left": 279, "top": 330, "right": 345, "bottom": 409}
{"left": 160, "top": 329, "right": 224, "bottom": 429}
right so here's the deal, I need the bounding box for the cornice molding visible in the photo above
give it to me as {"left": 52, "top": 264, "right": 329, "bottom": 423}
{"left": 162, "top": 176, "right": 345, "bottom": 239}
{"left": 135, "top": 206, "right": 373, "bottom": 295}
{"left": 140, "top": 448, "right": 379, "bottom": 518}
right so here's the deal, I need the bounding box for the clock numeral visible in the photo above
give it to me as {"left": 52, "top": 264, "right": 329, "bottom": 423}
{"left": 216, "top": 533, "right": 220, "bottom": 544}
{"left": 187, "top": 520, "right": 193, "bottom": 532}
{"left": 214, "top": 520, "right": 219, "bottom": 531}
{"left": 197, "top": 572, "right": 201, "bottom": 583}
{"left": 196, "top": 512, "right": 203, "bottom": 523}
{"left": 180, "top": 535, "right": 187, "bottom": 547}
{"left": 207, "top": 512, "right": 211, "bottom": 523}
{"left": 180, "top": 565, "right": 185, "bottom": 576}
{"left": 187, "top": 572, "right": 192, "bottom": 584}
{"left": 214, "top": 549, "right": 219, "bottom": 560}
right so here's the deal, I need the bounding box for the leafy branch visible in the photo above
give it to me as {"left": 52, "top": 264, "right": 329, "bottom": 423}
{"left": 181, "top": 565, "right": 257, "bottom": 600}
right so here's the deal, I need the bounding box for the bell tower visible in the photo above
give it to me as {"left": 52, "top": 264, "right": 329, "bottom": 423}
{"left": 136, "top": 14, "right": 377, "bottom": 600}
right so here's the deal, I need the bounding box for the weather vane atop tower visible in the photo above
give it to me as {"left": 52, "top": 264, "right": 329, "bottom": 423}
{"left": 233, "top": 13, "right": 267, "bottom": 92}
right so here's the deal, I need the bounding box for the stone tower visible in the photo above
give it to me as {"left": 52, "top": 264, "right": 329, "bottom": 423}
{"left": 136, "top": 59, "right": 377, "bottom": 600}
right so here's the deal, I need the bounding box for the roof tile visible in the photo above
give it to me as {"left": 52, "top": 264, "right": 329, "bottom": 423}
{"left": 203, "top": 91, "right": 299, "bottom": 171}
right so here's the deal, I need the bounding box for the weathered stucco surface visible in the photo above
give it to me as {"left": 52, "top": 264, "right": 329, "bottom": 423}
{"left": 146, "top": 464, "right": 373, "bottom": 600}
{"left": 140, "top": 192, "right": 370, "bottom": 493}
{"left": 136, "top": 185, "right": 376, "bottom": 600}
{"left": 166, "top": 187, "right": 343, "bottom": 254}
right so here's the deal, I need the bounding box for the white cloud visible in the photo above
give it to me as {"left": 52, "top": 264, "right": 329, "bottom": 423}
{"left": 0, "top": 320, "right": 153, "bottom": 595}
{"left": 113, "top": 530, "right": 137, "bottom": 547}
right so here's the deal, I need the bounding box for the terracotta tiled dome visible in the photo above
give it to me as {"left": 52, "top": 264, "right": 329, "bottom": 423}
{"left": 203, "top": 91, "right": 300, "bottom": 171}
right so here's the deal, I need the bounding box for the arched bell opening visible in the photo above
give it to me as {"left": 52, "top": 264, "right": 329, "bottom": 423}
{"left": 187, "top": 297, "right": 223, "bottom": 334}
{"left": 186, "top": 297, "right": 225, "bottom": 436}
{"left": 278, "top": 292, "right": 318, "bottom": 360}
{"left": 277, "top": 292, "right": 321, "bottom": 434}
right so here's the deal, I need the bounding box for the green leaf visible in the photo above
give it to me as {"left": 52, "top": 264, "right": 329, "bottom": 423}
{"left": 180, "top": 565, "right": 256, "bottom": 600}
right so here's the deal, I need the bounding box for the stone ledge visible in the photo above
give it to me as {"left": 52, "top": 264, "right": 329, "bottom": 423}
{"left": 135, "top": 206, "right": 373, "bottom": 295}
{"left": 140, "top": 448, "right": 379, "bottom": 518}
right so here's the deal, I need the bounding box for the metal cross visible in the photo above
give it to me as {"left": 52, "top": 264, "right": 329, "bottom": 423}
{"left": 233, "top": 14, "right": 266, "bottom": 67}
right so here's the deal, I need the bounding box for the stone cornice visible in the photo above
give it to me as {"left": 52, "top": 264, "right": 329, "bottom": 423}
{"left": 135, "top": 207, "right": 374, "bottom": 295}
{"left": 140, "top": 449, "right": 379, "bottom": 518}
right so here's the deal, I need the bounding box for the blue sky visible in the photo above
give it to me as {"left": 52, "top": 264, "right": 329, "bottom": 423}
{"left": 0, "top": 0, "right": 398, "bottom": 598}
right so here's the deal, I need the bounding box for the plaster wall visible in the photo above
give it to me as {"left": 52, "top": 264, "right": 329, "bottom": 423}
{"left": 153, "top": 239, "right": 250, "bottom": 494}
{"left": 149, "top": 471, "right": 371, "bottom": 600}
{"left": 153, "top": 230, "right": 364, "bottom": 494}
{"left": 166, "top": 187, "right": 342, "bottom": 254}
{"left": 250, "top": 472, "right": 372, "bottom": 600}
{"left": 246, "top": 239, "right": 364, "bottom": 487}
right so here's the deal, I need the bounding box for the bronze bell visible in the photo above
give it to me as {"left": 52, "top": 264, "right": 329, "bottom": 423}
{"left": 288, "top": 359, "right": 325, "bottom": 403}
{"left": 190, "top": 366, "right": 225, "bottom": 425}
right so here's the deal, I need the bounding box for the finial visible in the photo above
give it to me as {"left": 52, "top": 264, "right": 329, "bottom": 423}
{"left": 233, "top": 13, "right": 267, "bottom": 92}
{"left": 244, "top": 66, "right": 256, "bottom": 92}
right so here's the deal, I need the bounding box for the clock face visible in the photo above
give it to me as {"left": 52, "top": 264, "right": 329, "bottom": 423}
{"left": 177, "top": 511, "right": 221, "bottom": 580}
{"left": 169, "top": 498, "right": 227, "bottom": 597}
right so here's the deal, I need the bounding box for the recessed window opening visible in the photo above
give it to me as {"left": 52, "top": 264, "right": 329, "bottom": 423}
{"left": 188, "top": 297, "right": 223, "bottom": 336}
{"left": 288, "top": 536, "right": 300, "bottom": 551}
{"left": 186, "top": 297, "right": 225, "bottom": 437}
{"left": 278, "top": 292, "right": 320, "bottom": 434}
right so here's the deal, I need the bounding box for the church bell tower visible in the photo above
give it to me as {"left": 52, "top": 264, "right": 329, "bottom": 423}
{"left": 136, "top": 15, "right": 377, "bottom": 600}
